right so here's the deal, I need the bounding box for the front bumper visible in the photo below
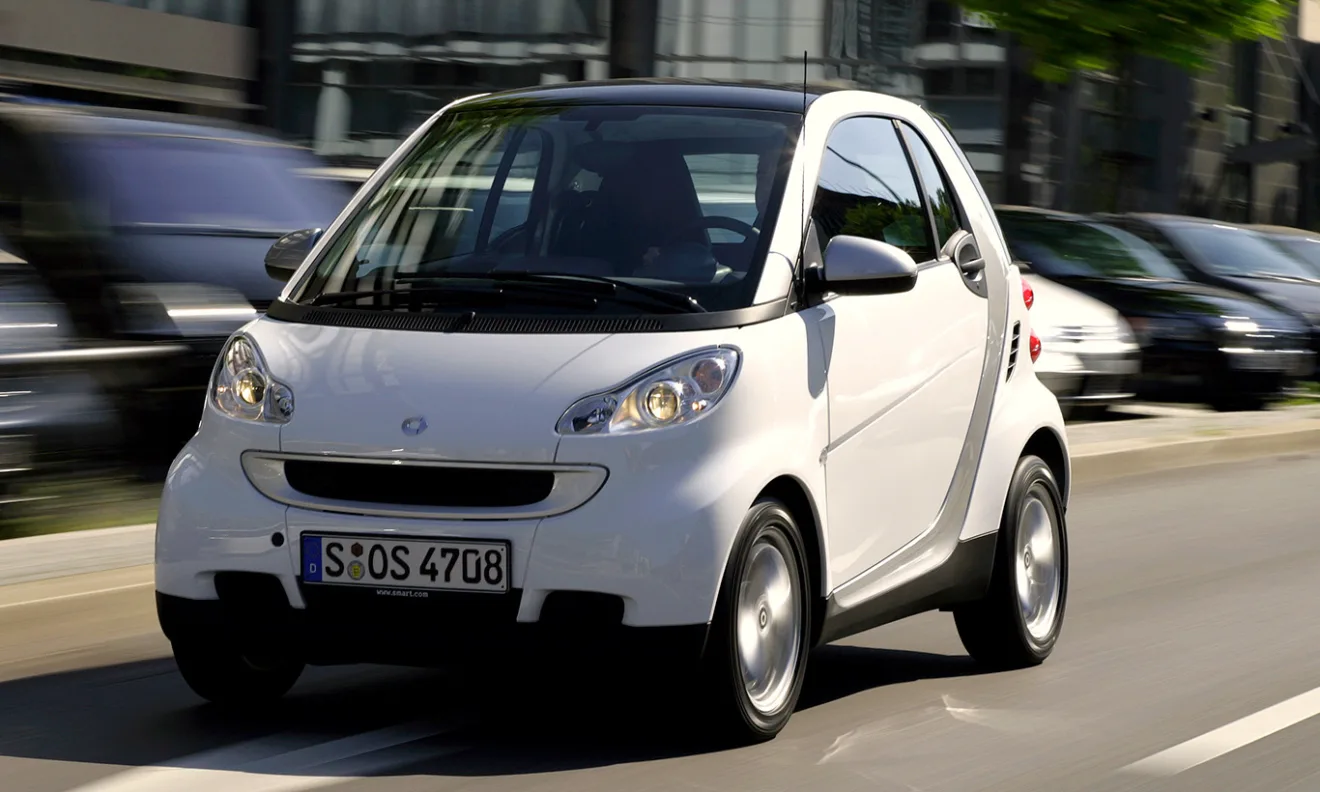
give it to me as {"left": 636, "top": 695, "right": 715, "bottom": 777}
{"left": 1036, "top": 348, "right": 1140, "bottom": 406}
{"left": 156, "top": 583, "right": 709, "bottom": 667}
{"left": 154, "top": 414, "right": 778, "bottom": 661}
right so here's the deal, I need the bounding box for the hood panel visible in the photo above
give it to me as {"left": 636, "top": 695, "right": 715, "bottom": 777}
{"left": 1051, "top": 276, "right": 1301, "bottom": 329}
{"left": 1024, "top": 276, "right": 1121, "bottom": 329}
{"left": 249, "top": 322, "right": 620, "bottom": 464}
{"left": 112, "top": 234, "right": 286, "bottom": 305}
{"left": 246, "top": 320, "right": 743, "bottom": 464}
{"left": 1221, "top": 276, "right": 1320, "bottom": 323}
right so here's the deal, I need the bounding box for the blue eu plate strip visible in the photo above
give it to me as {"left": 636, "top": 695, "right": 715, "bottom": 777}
{"left": 302, "top": 535, "right": 323, "bottom": 582}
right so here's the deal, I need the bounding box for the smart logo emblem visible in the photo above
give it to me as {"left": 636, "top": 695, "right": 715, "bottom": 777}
{"left": 402, "top": 415, "right": 428, "bottom": 436}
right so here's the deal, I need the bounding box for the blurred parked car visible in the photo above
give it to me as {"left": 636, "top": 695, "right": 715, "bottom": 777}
{"left": 0, "top": 236, "right": 133, "bottom": 501}
{"left": 998, "top": 208, "right": 1312, "bottom": 411}
{"left": 1101, "top": 214, "right": 1320, "bottom": 357}
{"left": 0, "top": 104, "right": 354, "bottom": 467}
{"left": 1023, "top": 274, "right": 1139, "bottom": 419}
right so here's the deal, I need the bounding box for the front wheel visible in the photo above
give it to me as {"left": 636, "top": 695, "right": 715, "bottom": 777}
{"left": 172, "top": 639, "right": 304, "bottom": 708}
{"left": 953, "top": 455, "right": 1068, "bottom": 669}
{"left": 698, "top": 498, "right": 812, "bottom": 744}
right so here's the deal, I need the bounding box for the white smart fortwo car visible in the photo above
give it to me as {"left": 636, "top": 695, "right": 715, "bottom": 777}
{"left": 155, "top": 79, "right": 1070, "bottom": 744}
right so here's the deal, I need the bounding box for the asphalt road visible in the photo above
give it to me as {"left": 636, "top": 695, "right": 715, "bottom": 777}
{"left": 2, "top": 454, "right": 1320, "bottom": 792}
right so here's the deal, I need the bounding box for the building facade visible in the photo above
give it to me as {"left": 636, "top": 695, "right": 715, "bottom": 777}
{"left": 3, "top": 0, "right": 1318, "bottom": 228}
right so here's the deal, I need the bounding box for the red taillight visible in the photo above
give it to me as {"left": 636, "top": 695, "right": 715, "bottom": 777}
{"left": 1022, "top": 276, "right": 1034, "bottom": 309}
{"left": 1029, "top": 331, "right": 1042, "bottom": 363}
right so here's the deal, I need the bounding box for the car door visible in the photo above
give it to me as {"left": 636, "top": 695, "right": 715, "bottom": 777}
{"left": 817, "top": 116, "right": 990, "bottom": 587}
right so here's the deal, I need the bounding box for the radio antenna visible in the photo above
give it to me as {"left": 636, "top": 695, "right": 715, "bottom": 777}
{"left": 799, "top": 50, "right": 808, "bottom": 269}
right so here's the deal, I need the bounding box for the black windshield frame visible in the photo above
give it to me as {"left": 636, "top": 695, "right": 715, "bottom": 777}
{"left": 285, "top": 101, "right": 800, "bottom": 318}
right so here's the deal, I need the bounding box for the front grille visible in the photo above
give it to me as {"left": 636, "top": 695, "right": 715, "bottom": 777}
{"left": 1050, "top": 324, "right": 1129, "bottom": 343}
{"left": 283, "top": 460, "right": 556, "bottom": 508}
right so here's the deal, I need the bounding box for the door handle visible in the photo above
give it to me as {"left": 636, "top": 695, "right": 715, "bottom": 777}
{"left": 958, "top": 256, "right": 985, "bottom": 276}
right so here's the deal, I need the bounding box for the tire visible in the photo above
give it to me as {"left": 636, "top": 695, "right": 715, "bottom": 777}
{"left": 953, "top": 455, "right": 1067, "bottom": 669}
{"left": 1209, "top": 390, "right": 1268, "bottom": 412}
{"left": 172, "top": 638, "right": 304, "bottom": 708}
{"left": 1067, "top": 404, "right": 1110, "bottom": 423}
{"left": 698, "top": 498, "right": 812, "bottom": 744}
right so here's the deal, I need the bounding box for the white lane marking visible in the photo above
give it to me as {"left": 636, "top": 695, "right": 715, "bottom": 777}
{"left": 65, "top": 720, "right": 461, "bottom": 792}
{"left": 1121, "top": 685, "right": 1320, "bottom": 776}
{"left": 0, "top": 582, "right": 152, "bottom": 611}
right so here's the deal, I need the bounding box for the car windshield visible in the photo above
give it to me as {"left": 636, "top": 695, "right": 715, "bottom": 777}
{"left": 290, "top": 103, "right": 797, "bottom": 314}
{"left": 1164, "top": 223, "right": 1318, "bottom": 280}
{"left": 997, "top": 216, "right": 1187, "bottom": 280}
{"left": 62, "top": 133, "right": 352, "bottom": 232}
{"left": 1264, "top": 234, "right": 1320, "bottom": 275}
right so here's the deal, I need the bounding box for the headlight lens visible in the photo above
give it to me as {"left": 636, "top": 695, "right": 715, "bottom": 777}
{"left": 210, "top": 335, "right": 294, "bottom": 423}
{"left": 1115, "top": 317, "right": 1136, "bottom": 344}
{"left": 556, "top": 347, "right": 741, "bottom": 436}
{"left": 1222, "top": 318, "right": 1260, "bottom": 334}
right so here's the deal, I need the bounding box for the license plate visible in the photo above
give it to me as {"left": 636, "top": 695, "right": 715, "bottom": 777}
{"left": 1082, "top": 356, "right": 1139, "bottom": 375}
{"left": 300, "top": 534, "right": 510, "bottom": 594}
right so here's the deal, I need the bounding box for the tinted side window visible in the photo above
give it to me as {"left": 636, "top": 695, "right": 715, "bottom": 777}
{"left": 899, "top": 122, "right": 964, "bottom": 249}
{"left": 812, "top": 117, "right": 935, "bottom": 262}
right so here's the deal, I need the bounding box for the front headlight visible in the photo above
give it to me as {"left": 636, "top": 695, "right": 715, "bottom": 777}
{"left": 1115, "top": 317, "right": 1136, "bottom": 344}
{"left": 556, "top": 347, "right": 741, "bottom": 436}
{"left": 210, "top": 335, "right": 294, "bottom": 423}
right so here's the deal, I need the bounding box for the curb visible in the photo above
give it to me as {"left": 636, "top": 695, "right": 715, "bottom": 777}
{"left": 4, "top": 424, "right": 1320, "bottom": 588}
{"left": 0, "top": 523, "right": 154, "bottom": 588}
{"left": 1071, "top": 422, "right": 1320, "bottom": 487}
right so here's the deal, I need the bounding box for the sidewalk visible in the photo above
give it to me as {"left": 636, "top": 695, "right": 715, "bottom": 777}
{"left": 3, "top": 402, "right": 1319, "bottom": 588}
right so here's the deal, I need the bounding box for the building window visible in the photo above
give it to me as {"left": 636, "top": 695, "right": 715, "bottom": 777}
{"left": 923, "top": 1, "right": 957, "bottom": 42}
{"left": 964, "top": 67, "right": 998, "bottom": 96}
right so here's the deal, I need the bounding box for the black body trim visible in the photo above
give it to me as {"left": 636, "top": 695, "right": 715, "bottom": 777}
{"left": 157, "top": 577, "right": 710, "bottom": 667}
{"left": 265, "top": 296, "right": 791, "bottom": 334}
{"left": 816, "top": 532, "right": 997, "bottom": 646}
{"left": 462, "top": 78, "right": 846, "bottom": 113}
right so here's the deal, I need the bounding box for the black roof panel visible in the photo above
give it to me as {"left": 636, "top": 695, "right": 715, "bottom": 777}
{"left": 459, "top": 78, "right": 857, "bottom": 114}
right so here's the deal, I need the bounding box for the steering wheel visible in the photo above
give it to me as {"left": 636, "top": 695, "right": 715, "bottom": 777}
{"left": 662, "top": 215, "right": 759, "bottom": 247}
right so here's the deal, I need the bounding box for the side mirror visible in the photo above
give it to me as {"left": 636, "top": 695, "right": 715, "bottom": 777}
{"left": 264, "top": 228, "right": 323, "bottom": 283}
{"left": 809, "top": 235, "right": 918, "bottom": 296}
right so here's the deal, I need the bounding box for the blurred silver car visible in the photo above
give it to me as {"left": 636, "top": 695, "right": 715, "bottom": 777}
{"left": 1026, "top": 273, "right": 1140, "bottom": 419}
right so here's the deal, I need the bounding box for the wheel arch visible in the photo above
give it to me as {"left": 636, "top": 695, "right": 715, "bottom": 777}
{"left": 1022, "top": 425, "right": 1070, "bottom": 508}
{"left": 757, "top": 475, "right": 828, "bottom": 646}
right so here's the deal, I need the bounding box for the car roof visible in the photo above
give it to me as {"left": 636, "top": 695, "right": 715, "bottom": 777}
{"left": 458, "top": 77, "right": 862, "bottom": 114}
{"left": 1250, "top": 223, "right": 1320, "bottom": 238}
{"left": 993, "top": 205, "right": 1088, "bottom": 221}
{"left": 0, "top": 102, "right": 301, "bottom": 149}
{"left": 1122, "top": 212, "right": 1244, "bottom": 229}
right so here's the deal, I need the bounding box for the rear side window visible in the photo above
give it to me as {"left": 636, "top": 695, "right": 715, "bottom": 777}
{"left": 811, "top": 117, "right": 935, "bottom": 262}
{"left": 898, "top": 122, "right": 965, "bottom": 249}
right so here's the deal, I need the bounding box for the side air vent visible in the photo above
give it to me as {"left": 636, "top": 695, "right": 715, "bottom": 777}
{"left": 1006, "top": 321, "right": 1021, "bottom": 381}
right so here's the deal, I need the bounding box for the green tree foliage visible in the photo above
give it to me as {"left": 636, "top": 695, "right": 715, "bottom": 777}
{"left": 954, "top": 0, "right": 1297, "bottom": 80}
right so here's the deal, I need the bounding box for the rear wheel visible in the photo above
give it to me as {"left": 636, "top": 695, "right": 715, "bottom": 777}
{"left": 698, "top": 498, "right": 812, "bottom": 744}
{"left": 953, "top": 455, "right": 1067, "bottom": 668}
{"left": 172, "top": 639, "right": 304, "bottom": 708}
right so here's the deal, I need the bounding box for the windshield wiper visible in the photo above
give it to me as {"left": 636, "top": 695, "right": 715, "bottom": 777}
{"left": 396, "top": 271, "right": 707, "bottom": 313}
{"left": 308, "top": 284, "right": 597, "bottom": 309}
